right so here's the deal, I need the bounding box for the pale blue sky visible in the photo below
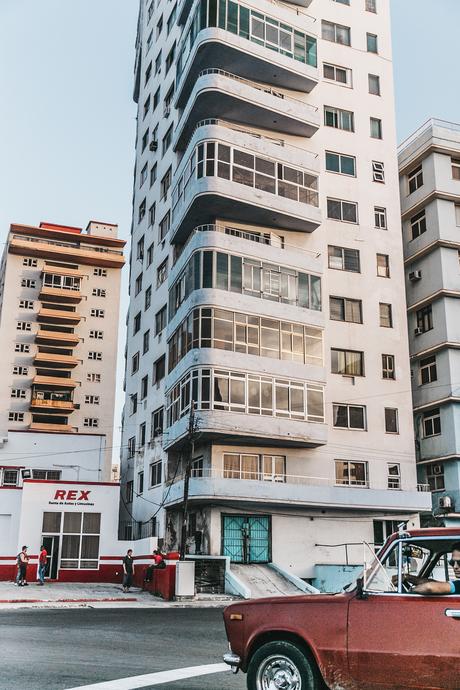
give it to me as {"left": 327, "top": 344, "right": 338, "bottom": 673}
{"left": 0, "top": 0, "right": 459, "bottom": 456}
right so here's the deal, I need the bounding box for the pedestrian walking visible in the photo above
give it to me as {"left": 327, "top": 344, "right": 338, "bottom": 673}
{"left": 17, "top": 546, "right": 29, "bottom": 587}
{"left": 122, "top": 549, "right": 135, "bottom": 593}
{"left": 37, "top": 544, "right": 48, "bottom": 585}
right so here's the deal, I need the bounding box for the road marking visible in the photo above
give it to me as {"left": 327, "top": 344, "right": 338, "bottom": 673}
{"left": 65, "top": 663, "right": 230, "bottom": 689}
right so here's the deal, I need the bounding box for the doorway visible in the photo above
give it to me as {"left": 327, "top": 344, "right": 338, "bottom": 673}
{"left": 42, "top": 535, "right": 60, "bottom": 579}
{"left": 222, "top": 515, "right": 271, "bottom": 563}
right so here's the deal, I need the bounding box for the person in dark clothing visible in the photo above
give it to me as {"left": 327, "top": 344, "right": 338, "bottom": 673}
{"left": 144, "top": 549, "right": 166, "bottom": 584}
{"left": 17, "top": 546, "right": 29, "bottom": 587}
{"left": 122, "top": 549, "right": 135, "bottom": 593}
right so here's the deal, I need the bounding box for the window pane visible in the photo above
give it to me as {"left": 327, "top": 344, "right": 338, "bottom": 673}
{"left": 83, "top": 513, "right": 101, "bottom": 534}
{"left": 42, "top": 512, "right": 61, "bottom": 533}
{"left": 63, "top": 513, "right": 82, "bottom": 534}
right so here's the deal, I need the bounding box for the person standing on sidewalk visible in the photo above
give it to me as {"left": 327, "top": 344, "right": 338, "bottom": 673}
{"left": 122, "top": 549, "right": 135, "bottom": 593}
{"left": 17, "top": 546, "right": 29, "bottom": 587}
{"left": 37, "top": 544, "right": 48, "bottom": 585}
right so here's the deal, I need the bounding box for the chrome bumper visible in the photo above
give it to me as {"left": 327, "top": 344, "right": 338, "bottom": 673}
{"left": 223, "top": 650, "right": 241, "bottom": 673}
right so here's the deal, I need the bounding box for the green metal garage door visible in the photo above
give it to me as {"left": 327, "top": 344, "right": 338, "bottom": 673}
{"left": 222, "top": 515, "right": 271, "bottom": 563}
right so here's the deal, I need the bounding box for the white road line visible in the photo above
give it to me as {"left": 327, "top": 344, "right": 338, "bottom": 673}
{"left": 65, "top": 663, "right": 230, "bottom": 690}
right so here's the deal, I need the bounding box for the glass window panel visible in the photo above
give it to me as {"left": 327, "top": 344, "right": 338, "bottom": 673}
{"left": 61, "top": 534, "right": 80, "bottom": 559}
{"left": 42, "top": 512, "right": 61, "bottom": 533}
{"left": 241, "top": 454, "right": 259, "bottom": 479}
{"left": 202, "top": 251, "right": 213, "bottom": 288}
{"left": 81, "top": 535, "right": 100, "bottom": 560}
{"left": 83, "top": 513, "right": 101, "bottom": 534}
{"left": 214, "top": 375, "right": 229, "bottom": 407}
{"left": 275, "top": 383, "right": 289, "bottom": 412}
{"left": 63, "top": 513, "right": 82, "bottom": 534}
{"left": 230, "top": 255, "right": 242, "bottom": 292}
{"left": 216, "top": 252, "right": 228, "bottom": 290}
{"left": 224, "top": 454, "right": 240, "bottom": 478}
{"left": 291, "top": 386, "right": 304, "bottom": 415}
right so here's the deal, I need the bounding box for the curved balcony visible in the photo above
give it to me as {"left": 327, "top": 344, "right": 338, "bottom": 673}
{"left": 171, "top": 122, "right": 320, "bottom": 245}
{"left": 174, "top": 70, "right": 319, "bottom": 151}
{"left": 163, "top": 470, "right": 432, "bottom": 513}
{"left": 176, "top": 13, "right": 318, "bottom": 109}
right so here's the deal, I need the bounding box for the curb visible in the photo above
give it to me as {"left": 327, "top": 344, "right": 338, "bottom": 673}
{"left": 0, "top": 597, "right": 138, "bottom": 604}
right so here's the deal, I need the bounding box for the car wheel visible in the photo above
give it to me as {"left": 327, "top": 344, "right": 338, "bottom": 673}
{"left": 247, "top": 640, "right": 320, "bottom": 690}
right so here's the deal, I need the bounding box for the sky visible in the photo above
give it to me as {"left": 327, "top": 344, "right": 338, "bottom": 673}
{"left": 0, "top": 0, "right": 459, "bottom": 461}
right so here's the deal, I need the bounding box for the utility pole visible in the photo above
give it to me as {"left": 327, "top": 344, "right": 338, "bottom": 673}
{"left": 179, "top": 402, "right": 196, "bottom": 561}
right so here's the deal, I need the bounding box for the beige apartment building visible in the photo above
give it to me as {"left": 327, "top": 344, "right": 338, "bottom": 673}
{"left": 0, "top": 221, "right": 125, "bottom": 480}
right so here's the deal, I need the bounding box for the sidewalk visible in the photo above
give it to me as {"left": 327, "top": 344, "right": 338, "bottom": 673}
{"left": 0, "top": 581, "right": 238, "bottom": 610}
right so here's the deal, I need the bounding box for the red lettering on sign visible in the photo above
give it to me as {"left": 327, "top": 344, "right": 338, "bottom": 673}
{"left": 66, "top": 490, "right": 77, "bottom": 500}
{"left": 54, "top": 490, "right": 66, "bottom": 500}
{"left": 78, "top": 490, "right": 91, "bottom": 501}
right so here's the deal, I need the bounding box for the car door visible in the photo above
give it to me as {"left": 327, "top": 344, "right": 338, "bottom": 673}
{"left": 347, "top": 592, "right": 460, "bottom": 689}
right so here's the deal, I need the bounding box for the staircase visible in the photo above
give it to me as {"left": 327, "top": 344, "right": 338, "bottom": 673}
{"left": 230, "top": 563, "right": 307, "bottom": 598}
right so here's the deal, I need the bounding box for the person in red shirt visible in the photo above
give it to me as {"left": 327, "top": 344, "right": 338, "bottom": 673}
{"left": 144, "top": 549, "right": 166, "bottom": 584}
{"left": 37, "top": 544, "right": 48, "bottom": 585}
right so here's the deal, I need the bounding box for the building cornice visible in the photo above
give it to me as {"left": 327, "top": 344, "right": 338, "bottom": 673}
{"left": 413, "top": 396, "right": 460, "bottom": 413}
{"left": 410, "top": 341, "right": 460, "bottom": 360}
{"left": 405, "top": 238, "right": 460, "bottom": 265}
{"left": 407, "top": 289, "right": 460, "bottom": 313}
{"left": 401, "top": 190, "right": 460, "bottom": 221}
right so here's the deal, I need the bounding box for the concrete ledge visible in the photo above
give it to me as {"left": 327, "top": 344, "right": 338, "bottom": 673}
{"left": 269, "top": 562, "right": 319, "bottom": 595}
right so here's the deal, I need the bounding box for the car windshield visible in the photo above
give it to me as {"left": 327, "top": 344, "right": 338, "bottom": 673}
{"left": 362, "top": 540, "right": 431, "bottom": 593}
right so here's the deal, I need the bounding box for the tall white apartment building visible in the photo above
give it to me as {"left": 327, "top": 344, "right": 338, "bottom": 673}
{"left": 121, "top": 0, "right": 430, "bottom": 585}
{"left": 399, "top": 119, "right": 460, "bottom": 520}
{"left": 0, "top": 220, "right": 125, "bottom": 481}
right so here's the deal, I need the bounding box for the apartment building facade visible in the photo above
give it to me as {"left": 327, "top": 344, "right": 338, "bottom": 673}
{"left": 121, "top": 0, "right": 430, "bottom": 582}
{"left": 0, "top": 220, "right": 125, "bottom": 481}
{"left": 399, "top": 119, "right": 460, "bottom": 519}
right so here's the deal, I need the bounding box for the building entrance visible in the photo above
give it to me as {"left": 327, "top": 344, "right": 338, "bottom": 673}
{"left": 41, "top": 535, "right": 60, "bottom": 579}
{"left": 222, "top": 515, "right": 271, "bottom": 563}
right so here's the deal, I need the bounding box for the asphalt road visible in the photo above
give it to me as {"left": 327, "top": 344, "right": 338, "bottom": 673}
{"left": 0, "top": 608, "right": 246, "bottom": 690}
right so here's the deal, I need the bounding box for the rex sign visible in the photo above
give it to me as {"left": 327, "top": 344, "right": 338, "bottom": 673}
{"left": 49, "top": 488, "right": 95, "bottom": 507}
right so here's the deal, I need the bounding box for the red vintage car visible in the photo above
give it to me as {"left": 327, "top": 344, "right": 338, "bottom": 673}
{"left": 223, "top": 527, "right": 460, "bottom": 690}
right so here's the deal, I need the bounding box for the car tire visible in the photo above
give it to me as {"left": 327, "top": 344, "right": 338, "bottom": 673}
{"left": 246, "top": 640, "right": 320, "bottom": 690}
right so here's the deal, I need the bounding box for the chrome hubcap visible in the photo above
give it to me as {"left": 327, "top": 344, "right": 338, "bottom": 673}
{"left": 257, "top": 655, "right": 302, "bottom": 690}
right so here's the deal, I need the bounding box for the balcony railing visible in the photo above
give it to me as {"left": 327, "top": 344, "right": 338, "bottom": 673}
{"left": 11, "top": 234, "right": 123, "bottom": 256}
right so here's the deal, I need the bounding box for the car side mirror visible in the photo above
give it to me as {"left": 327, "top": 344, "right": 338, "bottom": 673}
{"left": 356, "top": 577, "right": 368, "bottom": 600}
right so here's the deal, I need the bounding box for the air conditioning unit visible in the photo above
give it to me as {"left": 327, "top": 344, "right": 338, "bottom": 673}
{"left": 409, "top": 270, "right": 422, "bottom": 282}
{"left": 21, "top": 469, "right": 32, "bottom": 480}
{"left": 433, "top": 464, "right": 443, "bottom": 475}
{"left": 414, "top": 327, "right": 423, "bottom": 336}
{"left": 136, "top": 447, "right": 144, "bottom": 455}
{"left": 439, "top": 495, "right": 454, "bottom": 512}
{"left": 149, "top": 140, "right": 158, "bottom": 152}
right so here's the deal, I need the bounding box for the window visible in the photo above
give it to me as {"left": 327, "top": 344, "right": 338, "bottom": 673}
{"left": 374, "top": 206, "right": 387, "bottom": 230}
{"left": 148, "top": 203, "right": 156, "bottom": 228}
{"left": 87, "top": 373, "right": 101, "bottom": 383}
{"left": 157, "top": 259, "right": 168, "bottom": 287}
{"left": 8, "top": 412, "right": 25, "bottom": 422}
{"left": 368, "top": 74, "right": 381, "bottom": 95}
{"left": 150, "top": 461, "right": 162, "bottom": 487}
{"left": 366, "top": 0, "right": 377, "bottom": 12}
{"left": 167, "top": 3, "right": 177, "bottom": 34}
{"left": 141, "top": 375, "right": 148, "bottom": 400}
{"left": 152, "top": 355, "right": 166, "bottom": 384}
{"left": 145, "top": 60, "right": 152, "bottom": 85}
{"left": 19, "top": 300, "right": 34, "bottom": 310}
{"left": 146, "top": 28, "right": 153, "bottom": 53}
{"left": 23, "top": 258, "right": 37, "bottom": 267}
{"left": 223, "top": 453, "right": 286, "bottom": 481}
{"left": 155, "top": 305, "right": 167, "bottom": 335}
{"left": 367, "top": 32, "right": 378, "bottom": 53}
{"left": 162, "top": 126, "right": 173, "bottom": 156}
{"left": 2, "top": 469, "right": 19, "bottom": 486}
{"left": 324, "top": 106, "right": 354, "bottom": 132}
{"left": 21, "top": 278, "right": 36, "bottom": 288}
{"left": 382, "top": 354, "right": 395, "bottom": 380}
{"left": 11, "top": 388, "right": 27, "bottom": 399}
{"left": 385, "top": 408, "right": 399, "bottom": 434}
{"left": 135, "top": 273, "right": 143, "bottom": 296}
{"left": 322, "top": 20, "right": 351, "bottom": 46}
{"left": 126, "top": 481, "right": 134, "bottom": 503}
{"left": 31, "top": 470, "right": 61, "bottom": 480}
{"left": 127, "top": 437, "right": 136, "bottom": 459}
{"left": 156, "top": 15, "right": 163, "bottom": 37}
{"left": 330, "top": 296, "right": 362, "bottom": 323}
{"left": 133, "top": 312, "right": 141, "bottom": 335}
{"left": 138, "top": 198, "right": 146, "bottom": 223}
{"left": 377, "top": 254, "right": 390, "bottom": 277}
{"left": 164, "top": 84, "right": 175, "bottom": 112}
{"left": 370, "top": 117, "right": 382, "bottom": 139}
{"left": 131, "top": 352, "right": 140, "bottom": 374}
{"left": 92, "top": 288, "right": 106, "bottom": 297}
{"left": 83, "top": 418, "right": 99, "bottom": 428}
{"left": 325, "top": 151, "right": 356, "bottom": 176}
{"left": 90, "top": 309, "right": 105, "bottom": 318}
{"left": 165, "top": 42, "right": 176, "bottom": 73}
{"left": 150, "top": 163, "right": 157, "bottom": 187}
{"left": 146, "top": 243, "right": 154, "bottom": 266}
{"left": 327, "top": 198, "right": 358, "bottom": 223}
{"left": 144, "top": 286, "right": 152, "bottom": 311}
{"left": 323, "top": 62, "right": 352, "bottom": 86}
{"left": 143, "top": 329, "right": 150, "bottom": 354}
{"left": 138, "top": 471, "right": 144, "bottom": 495}
{"left": 137, "top": 236, "right": 144, "bottom": 261}
{"left": 333, "top": 0, "right": 350, "bottom": 4}
{"left": 452, "top": 159, "right": 460, "bottom": 180}
{"left": 84, "top": 395, "right": 100, "bottom": 405}
{"left": 88, "top": 351, "right": 102, "bottom": 361}
{"left": 333, "top": 404, "right": 366, "bottom": 430}
{"left": 408, "top": 165, "right": 423, "bottom": 194}
{"left": 141, "top": 129, "right": 149, "bottom": 153}
{"left": 159, "top": 212, "right": 170, "bottom": 241}
{"left": 151, "top": 407, "right": 164, "bottom": 438}
{"left": 328, "top": 245, "right": 360, "bottom": 272}
{"left": 13, "top": 366, "right": 29, "bottom": 375}
{"left": 335, "top": 461, "right": 368, "bottom": 486}
{"left": 14, "top": 343, "right": 30, "bottom": 353}
{"left": 416, "top": 305, "right": 433, "bottom": 333}
{"left": 130, "top": 393, "right": 138, "bottom": 415}
{"left": 379, "top": 303, "right": 393, "bottom": 328}
{"left": 16, "top": 321, "right": 32, "bottom": 332}
{"left": 387, "top": 464, "right": 400, "bottom": 490}
{"left": 420, "top": 355, "right": 437, "bottom": 385}
{"left": 143, "top": 95, "right": 150, "bottom": 120}
{"left": 426, "top": 462, "right": 445, "bottom": 492}
{"left": 455, "top": 204, "right": 460, "bottom": 226}
{"left": 372, "top": 160, "right": 385, "bottom": 182}
{"left": 160, "top": 168, "right": 172, "bottom": 199}
{"left": 140, "top": 162, "right": 148, "bottom": 187}
{"left": 331, "top": 349, "right": 364, "bottom": 376}
{"left": 410, "top": 210, "right": 427, "bottom": 239}
{"left": 94, "top": 268, "right": 107, "bottom": 277}
{"left": 423, "top": 408, "right": 441, "bottom": 437}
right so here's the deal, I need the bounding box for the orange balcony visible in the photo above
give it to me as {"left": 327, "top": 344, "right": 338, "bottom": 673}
{"left": 38, "top": 285, "right": 82, "bottom": 303}
{"left": 35, "top": 330, "right": 80, "bottom": 346}
{"left": 29, "top": 422, "right": 73, "bottom": 433}
{"left": 9, "top": 235, "right": 124, "bottom": 269}
{"left": 30, "top": 398, "right": 75, "bottom": 412}
{"left": 33, "top": 375, "right": 78, "bottom": 389}
{"left": 34, "top": 352, "right": 79, "bottom": 368}
{"left": 37, "top": 308, "right": 81, "bottom": 325}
